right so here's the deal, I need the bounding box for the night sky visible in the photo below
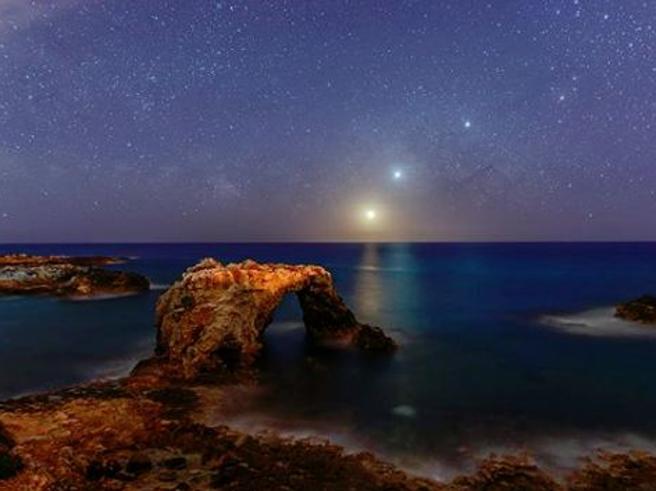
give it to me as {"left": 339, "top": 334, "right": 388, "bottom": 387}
{"left": 0, "top": 1, "right": 654, "bottom": 242}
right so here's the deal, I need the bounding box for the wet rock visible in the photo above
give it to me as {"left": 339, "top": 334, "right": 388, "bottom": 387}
{"left": 114, "top": 470, "right": 137, "bottom": 481}
{"left": 0, "top": 452, "right": 22, "bottom": 480}
{"left": 210, "top": 467, "right": 238, "bottom": 488}
{"left": 566, "top": 451, "right": 656, "bottom": 490}
{"left": 616, "top": 295, "right": 656, "bottom": 324}
{"left": 142, "top": 258, "right": 397, "bottom": 379}
{"left": 161, "top": 456, "right": 187, "bottom": 470}
{"left": 448, "top": 454, "right": 561, "bottom": 490}
{"left": 85, "top": 459, "right": 122, "bottom": 481}
{"left": 355, "top": 324, "right": 397, "bottom": 352}
{"left": 158, "top": 470, "right": 178, "bottom": 482}
{"left": 126, "top": 453, "right": 152, "bottom": 475}
{"left": 0, "top": 423, "right": 14, "bottom": 451}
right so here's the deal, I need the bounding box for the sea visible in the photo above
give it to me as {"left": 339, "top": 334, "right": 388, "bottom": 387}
{"left": 2, "top": 242, "right": 656, "bottom": 478}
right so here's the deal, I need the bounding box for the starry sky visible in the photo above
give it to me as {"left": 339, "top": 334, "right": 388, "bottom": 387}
{"left": 0, "top": 0, "right": 654, "bottom": 242}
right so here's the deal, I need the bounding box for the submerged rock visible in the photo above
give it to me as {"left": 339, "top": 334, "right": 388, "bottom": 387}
{"left": 615, "top": 295, "right": 656, "bottom": 324}
{"left": 141, "top": 258, "right": 397, "bottom": 379}
{"left": 0, "top": 254, "right": 149, "bottom": 299}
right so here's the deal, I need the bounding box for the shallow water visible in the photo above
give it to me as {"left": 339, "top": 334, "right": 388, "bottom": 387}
{"left": 1, "top": 242, "right": 656, "bottom": 474}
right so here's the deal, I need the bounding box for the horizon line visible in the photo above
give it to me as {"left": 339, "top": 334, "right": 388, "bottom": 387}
{"left": 1, "top": 240, "right": 655, "bottom": 246}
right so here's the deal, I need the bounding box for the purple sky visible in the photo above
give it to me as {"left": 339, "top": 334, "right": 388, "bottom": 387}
{"left": 0, "top": 0, "right": 654, "bottom": 242}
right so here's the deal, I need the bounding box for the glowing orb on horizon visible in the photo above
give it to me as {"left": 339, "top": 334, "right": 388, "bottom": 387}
{"left": 364, "top": 209, "right": 377, "bottom": 221}
{"left": 393, "top": 170, "right": 402, "bottom": 180}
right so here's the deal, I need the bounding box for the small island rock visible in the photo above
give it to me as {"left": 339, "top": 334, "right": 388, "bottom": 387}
{"left": 615, "top": 295, "right": 656, "bottom": 324}
{"left": 0, "top": 254, "right": 150, "bottom": 299}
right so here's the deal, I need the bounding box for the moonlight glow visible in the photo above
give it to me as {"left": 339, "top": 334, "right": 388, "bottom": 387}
{"left": 365, "top": 209, "right": 377, "bottom": 221}
{"left": 393, "top": 170, "right": 403, "bottom": 180}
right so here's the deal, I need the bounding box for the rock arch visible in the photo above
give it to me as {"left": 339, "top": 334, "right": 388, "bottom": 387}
{"left": 149, "top": 258, "right": 396, "bottom": 379}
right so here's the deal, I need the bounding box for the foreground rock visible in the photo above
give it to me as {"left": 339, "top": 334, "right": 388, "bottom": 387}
{"left": 0, "top": 254, "right": 149, "bottom": 299}
{"left": 140, "top": 258, "right": 396, "bottom": 379}
{"left": 616, "top": 295, "right": 656, "bottom": 324}
{"left": 0, "top": 380, "right": 444, "bottom": 490}
{"left": 2, "top": 379, "right": 656, "bottom": 490}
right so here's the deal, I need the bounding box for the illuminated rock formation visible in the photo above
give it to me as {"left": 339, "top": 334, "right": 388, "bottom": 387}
{"left": 149, "top": 258, "right": 397, "bottom": 379}
{"left": 0, "top": 255, "right": 149, "bottom": 298}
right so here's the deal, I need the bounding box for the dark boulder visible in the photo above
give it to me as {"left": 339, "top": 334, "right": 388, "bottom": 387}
{"left": 616, "top": 295, "right": 656, "bottom": 324}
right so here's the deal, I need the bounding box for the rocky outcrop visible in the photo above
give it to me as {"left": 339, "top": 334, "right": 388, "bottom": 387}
{"left": 2, "top": 381, "right": 656, "bottom": 490}
{"left": 616, "top": 295, "right": 656, "bottom": 324}
{"left": 0, "top": 254, "right": 149, "bottom": 299}
{"left": 143, "top": 258, "right": 396, "bottom": 379}
{"left": 0, "top": 254, "right": 124, "bottom": 267}
{"left": 0, "top": 381, "right": 443, "bottom": 491}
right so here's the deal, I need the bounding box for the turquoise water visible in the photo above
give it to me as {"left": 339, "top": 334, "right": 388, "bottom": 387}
{"left": 2, "top": 242, "right": 656, "bottom": 472}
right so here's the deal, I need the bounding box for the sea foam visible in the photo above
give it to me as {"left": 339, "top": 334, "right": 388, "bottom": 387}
{"left": 541, "top": 307, "right": 656, "bottom": 339}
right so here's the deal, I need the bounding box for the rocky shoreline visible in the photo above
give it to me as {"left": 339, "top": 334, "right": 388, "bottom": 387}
{"left": 2, "top": 257, "right": 656, "bottom": 489}
{"left": 0, "top": 254, "right": 150, "bottom": 299}
{"left": 3, "top": 376, "right": 656, "bottom": 490}
{"left": 616, "top": 295, "right": 656, "bottom": 324}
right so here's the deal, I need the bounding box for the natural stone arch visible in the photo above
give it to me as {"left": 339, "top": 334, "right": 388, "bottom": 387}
{"left": 148, "top": 258, "right": 396, "bottom": 379}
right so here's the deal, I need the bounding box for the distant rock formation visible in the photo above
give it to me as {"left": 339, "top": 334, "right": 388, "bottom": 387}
{"left": 0, "top": 254, "right": 124, "bottom": 267}
{"left": 0, "top": 254, "right": 149, "bottom": 299}
{"left": 140, "top": 258, "right": 396, "bottom": 379}
{"left": 616, "top": 295, "right": 656, "bottom": 324}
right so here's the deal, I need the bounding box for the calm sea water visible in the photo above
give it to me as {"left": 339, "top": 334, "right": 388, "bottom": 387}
{"left": 2, "top": 242, "right": 656, "bottom": 474}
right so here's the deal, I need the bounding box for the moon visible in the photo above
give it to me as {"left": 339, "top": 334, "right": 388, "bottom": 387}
{"left": 365, "top": 209, "right": 377, "bottom": 221}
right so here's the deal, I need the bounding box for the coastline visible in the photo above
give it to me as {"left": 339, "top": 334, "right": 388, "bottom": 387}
{"left": 2, "top": 374, "right": 656, "bottom": 489}
{"left": 2, "top": 253, "right": 656, "bottom": 488}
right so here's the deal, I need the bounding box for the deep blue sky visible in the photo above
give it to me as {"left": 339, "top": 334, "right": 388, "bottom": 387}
{"left": 0, "top": 0, "right": 654, "bottom": 242}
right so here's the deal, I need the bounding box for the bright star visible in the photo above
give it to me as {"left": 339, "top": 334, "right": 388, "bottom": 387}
{"left": 464, "top": 120, "right": 472, "bottom": 128}
{"left": 393, "top": 170, "right": 402, "bottom": 179}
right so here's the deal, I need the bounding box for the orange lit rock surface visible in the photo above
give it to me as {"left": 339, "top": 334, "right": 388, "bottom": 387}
{"left": 0, "top": 381, "right": 443, "bottom": 491}
{"left": 145, "top": 258, "right": 396, "bottom": 379}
